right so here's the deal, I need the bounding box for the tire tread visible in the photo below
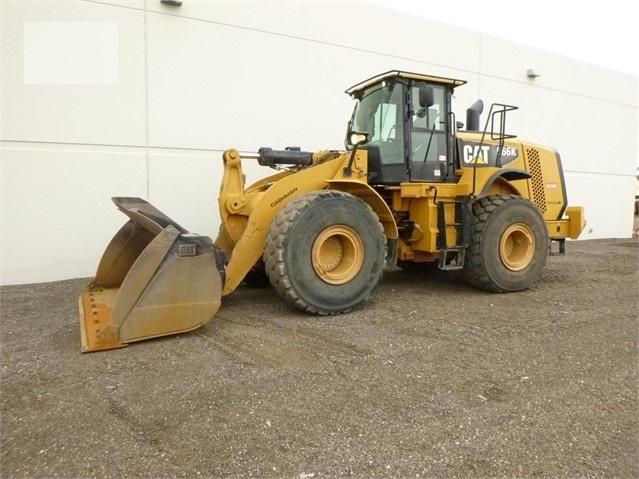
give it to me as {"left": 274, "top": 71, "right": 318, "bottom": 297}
{"left": 264, "top": 190, "right": 384, "bottom": 314}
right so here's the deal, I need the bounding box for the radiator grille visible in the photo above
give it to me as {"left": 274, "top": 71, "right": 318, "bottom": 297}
{"left": 527, "top": 148, "right": 546, "bottom": 213}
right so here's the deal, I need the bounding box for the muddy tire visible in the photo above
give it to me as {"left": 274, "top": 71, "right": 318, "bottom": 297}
{"left": 464, "top": 195, "right": 548, "bottom": 292}
{"left": 264, "top": 190, "right": 385, "bottom": 314}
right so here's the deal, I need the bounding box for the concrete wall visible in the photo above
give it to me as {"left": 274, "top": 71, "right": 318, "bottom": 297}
{"left": 1, "top": 1, "right": 637, "bottom": 285}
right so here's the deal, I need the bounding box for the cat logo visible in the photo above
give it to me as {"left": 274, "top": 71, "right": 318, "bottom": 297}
{"left": 462, "top": 144, "right": 491, "bottom": 164}
{"left": 461, "top": 141, "right": 519, "bottom": 166}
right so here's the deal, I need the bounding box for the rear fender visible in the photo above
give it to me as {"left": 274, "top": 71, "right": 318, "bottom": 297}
{"left": 476, "top": 169, "right": 531, "bottom": 198}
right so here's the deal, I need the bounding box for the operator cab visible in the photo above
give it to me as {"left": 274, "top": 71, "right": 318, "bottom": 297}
{"left": 345, "top": 70, "right": 466, "bottom": 185}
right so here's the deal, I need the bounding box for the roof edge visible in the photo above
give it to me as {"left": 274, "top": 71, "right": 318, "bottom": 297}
{"left": 346, "top": 70, "right": 467, "bottom": 96}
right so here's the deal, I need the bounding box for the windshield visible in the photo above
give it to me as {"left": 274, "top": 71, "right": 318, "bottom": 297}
{"left": 349, "top": 81, "right": 404, "bottom": 164}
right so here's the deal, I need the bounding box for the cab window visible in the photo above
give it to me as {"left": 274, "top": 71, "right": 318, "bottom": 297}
{"left": 410, "top": 84, "right": 446, "bottom": 164}
{"left": 352, "top": 81, "right": 404, "bottom": 165}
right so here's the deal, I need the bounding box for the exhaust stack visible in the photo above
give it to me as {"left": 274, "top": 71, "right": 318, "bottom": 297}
{"left": 466, "top": 99, "right": 484, "bottom": 131}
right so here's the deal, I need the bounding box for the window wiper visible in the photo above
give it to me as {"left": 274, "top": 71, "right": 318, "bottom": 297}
{"left": 423, "top": 120, "right": 437, "bottom": 162}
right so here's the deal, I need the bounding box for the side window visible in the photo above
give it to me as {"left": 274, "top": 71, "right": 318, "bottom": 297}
{"left": 369, "top": 83, "right": 404, "bottom": 165}
{"left": 411, "top": 84, "right": 446, "bottom": 164}
{"left": 371, "top": 103, "right": 397, "bottom": 142}
{"left": 411, "top": 84, "right": 445, "bottom": 131}
{"left": 369, "top": 84, "right": 402, "bottom": 144}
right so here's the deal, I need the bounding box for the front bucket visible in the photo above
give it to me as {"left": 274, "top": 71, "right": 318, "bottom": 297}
{"left": 79, "top": 197, "right": 225, "bottom": 352}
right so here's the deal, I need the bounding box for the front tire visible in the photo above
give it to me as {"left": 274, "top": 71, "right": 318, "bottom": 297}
{"left": 464, "top": 195, "right": 548, "bottom": 292}
{"left": 264, "top": 190, "right": 385, "bottom": 314}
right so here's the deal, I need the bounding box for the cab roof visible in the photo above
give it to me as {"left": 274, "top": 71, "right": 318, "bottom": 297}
{"left": 346, "top": 70, "right": 467, "bottom": 97}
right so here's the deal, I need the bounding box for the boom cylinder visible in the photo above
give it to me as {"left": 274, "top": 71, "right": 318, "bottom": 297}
{"left": 258, "top": 147, "right": 313, "bottom": 167}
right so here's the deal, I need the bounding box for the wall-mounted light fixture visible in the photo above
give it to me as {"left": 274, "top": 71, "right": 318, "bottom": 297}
{"left": 161, "top": 0, "right": 183, "bottom": 5}
{"left": 526, "top": 68, "right": 541, "bottom": 78}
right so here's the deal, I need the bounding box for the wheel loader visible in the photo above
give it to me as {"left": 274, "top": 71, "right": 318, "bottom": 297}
{"left": 79, "top": 70, "right": 586, "bottom": 352}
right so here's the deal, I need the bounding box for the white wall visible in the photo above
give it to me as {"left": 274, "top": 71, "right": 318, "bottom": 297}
{"left": 1, "top": 1, "right": 637, "bottom": 285}
{"left": 479, "top": 34, "right": 638, "bottom": 238}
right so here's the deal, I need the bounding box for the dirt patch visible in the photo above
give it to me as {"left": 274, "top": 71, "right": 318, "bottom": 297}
{"left": 1, "top": 237, "right": 637, "bottom": 478}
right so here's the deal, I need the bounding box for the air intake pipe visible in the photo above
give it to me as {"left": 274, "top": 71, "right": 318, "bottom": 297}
{"left": 465, "top": 99, "right": 484, "bottom": 131}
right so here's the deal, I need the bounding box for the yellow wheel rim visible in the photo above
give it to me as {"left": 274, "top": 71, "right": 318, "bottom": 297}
{"left": 312, "top": 226, "right": 364, "bottom": 284}
{"left": 499, "top": 223, "right": 535, "bottom": 271}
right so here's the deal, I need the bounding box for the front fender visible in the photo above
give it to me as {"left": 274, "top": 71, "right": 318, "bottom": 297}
{"left": 326, "top": 180, "right": 398, "bottom": 240}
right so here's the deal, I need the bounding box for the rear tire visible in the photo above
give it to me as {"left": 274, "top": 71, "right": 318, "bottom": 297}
{"left": 264, "top": 190, "right": 385, "bottom": 314}
{"left": 464, "top": 195, "right": 548, "bottom": 292}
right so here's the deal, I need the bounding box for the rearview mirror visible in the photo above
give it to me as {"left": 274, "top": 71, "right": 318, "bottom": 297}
{"left": 419, "top": 85, "right": 434, "bottom": 108}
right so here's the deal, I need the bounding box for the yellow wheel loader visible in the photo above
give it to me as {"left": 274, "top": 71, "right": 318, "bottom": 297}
{"left": 79, "top": 70, "right": 585, "bottom": 352}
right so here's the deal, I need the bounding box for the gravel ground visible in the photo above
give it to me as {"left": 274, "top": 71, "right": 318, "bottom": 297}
{"left": 1, "top": 236, "right": 637, "bottom": 479}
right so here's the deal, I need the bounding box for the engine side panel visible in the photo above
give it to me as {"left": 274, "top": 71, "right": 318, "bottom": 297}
{"left": 521, "top": 143, "right": 568, "bottom": 220}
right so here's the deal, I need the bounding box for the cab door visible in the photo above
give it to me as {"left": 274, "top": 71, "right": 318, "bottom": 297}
{"left": 408, "top": 83, "right": 448, "bottom": 182}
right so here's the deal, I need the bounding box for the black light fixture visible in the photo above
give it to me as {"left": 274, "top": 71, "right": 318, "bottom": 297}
{"left": 161, "top": 0, "right": 183, "bottom": 5}
{"left": 526, "top": 68, "right": 541, "bottom": 78}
